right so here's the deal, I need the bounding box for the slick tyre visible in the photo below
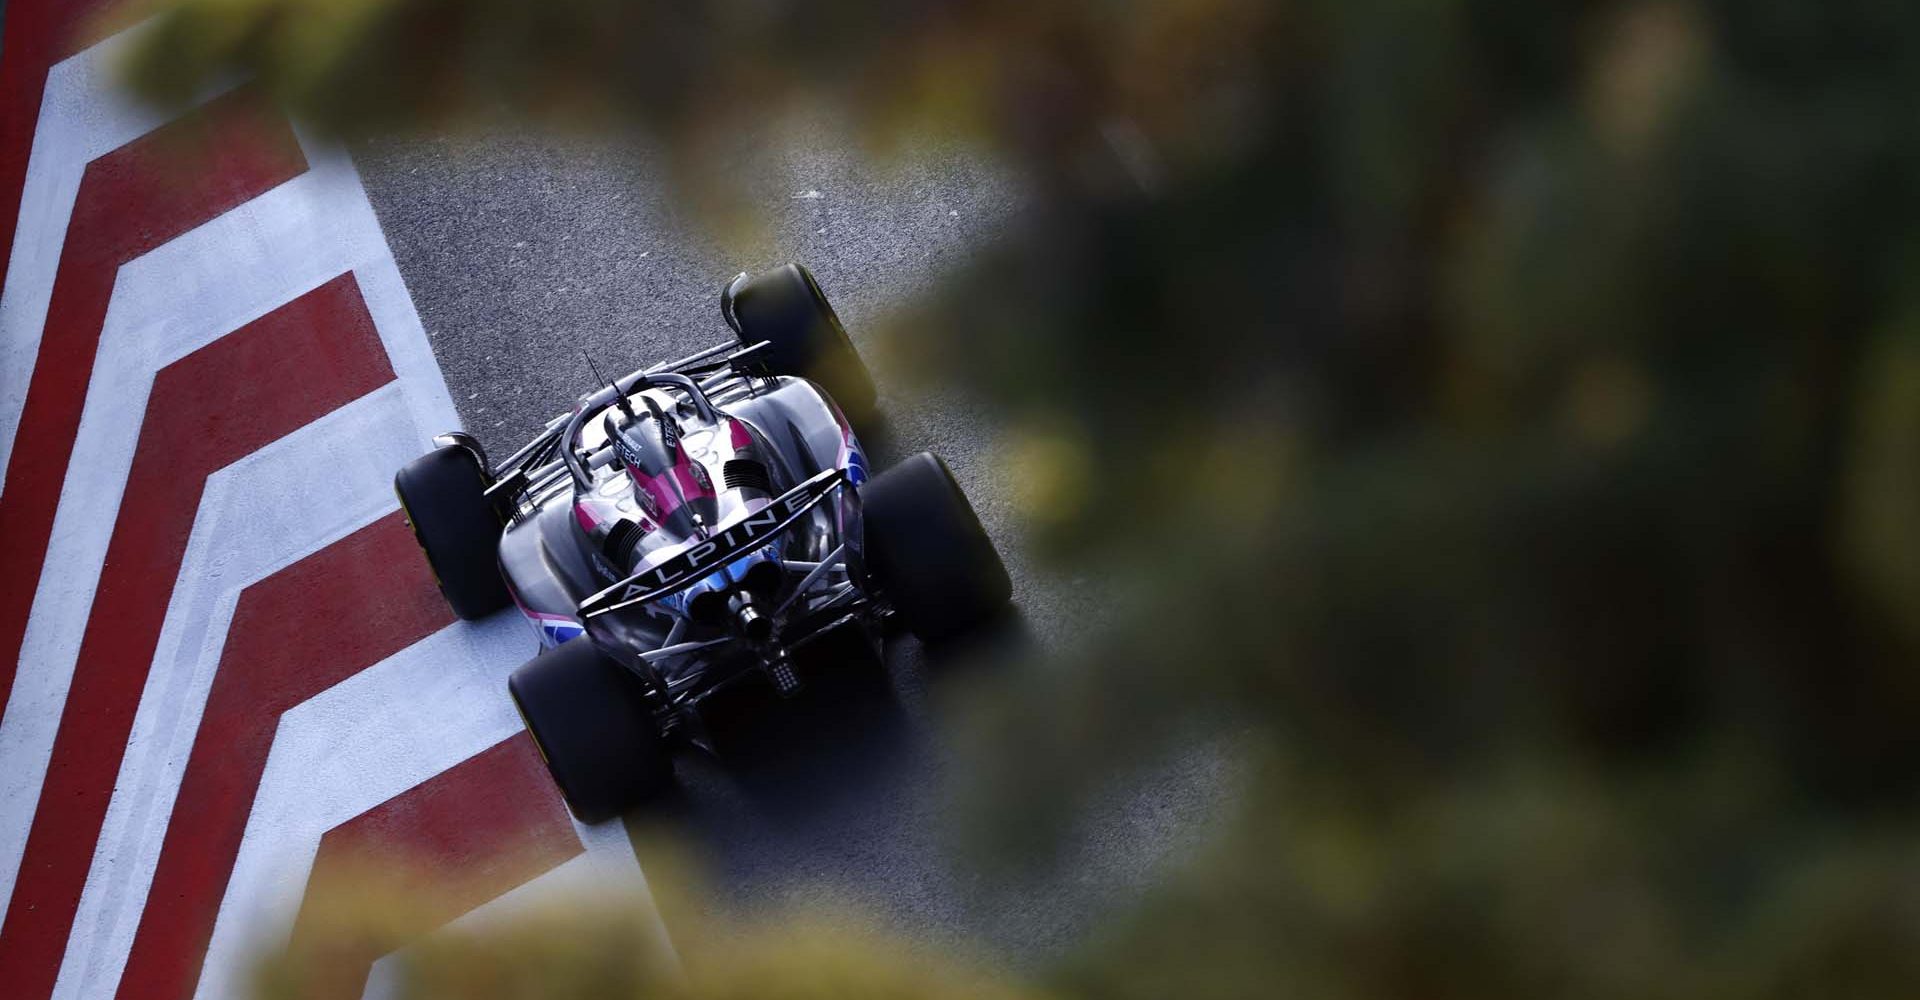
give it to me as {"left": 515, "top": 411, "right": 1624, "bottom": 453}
{"left": 394, "top": 444, "right": 511, "bottom": 620}
{"left": 727, "top": 263, "right": 878, "bottom": 428}
{"left": 509, "top": 639, "right": 673, "bottom": 823}
{"left": 861, "top": 452, "right": 1011, "bottom": 642}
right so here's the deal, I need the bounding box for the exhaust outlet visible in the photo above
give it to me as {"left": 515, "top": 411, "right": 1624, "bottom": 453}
{"left": 728, "top": 590, "right": 772, "bottom": 642}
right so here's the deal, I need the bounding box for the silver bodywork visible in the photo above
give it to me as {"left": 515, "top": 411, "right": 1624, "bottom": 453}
{"left": 473, "top": 340, "right": 875, "bottom": 719}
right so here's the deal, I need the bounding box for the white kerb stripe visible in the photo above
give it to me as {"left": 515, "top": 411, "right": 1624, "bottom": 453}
{"left": 51, "top": 386, "right": 429, "bottom": 1000}
{"left": 193, "top": 618, "right": 668, "bottom": 1000}
{"left": 0, "top": 23, "right": 238, "bottom": 489}
{"left": 0, "top": 125, "right": 457, "bottom": 927}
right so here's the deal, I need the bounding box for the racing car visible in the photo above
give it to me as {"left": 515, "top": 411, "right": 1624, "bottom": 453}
{"left": 394, "top": 264, "right": 1010, "bottom": 821}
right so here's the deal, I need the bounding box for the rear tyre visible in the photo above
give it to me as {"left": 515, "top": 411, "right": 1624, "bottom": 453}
{"left": 509, "top": 639, "right": 673, "bottom": 823}
{"left": 726, "top": 264, "right": 878, "bottom": 427}
{"left": 860, "top": 452, "right": 1011, "bottom": 642}
{"left": 394, "top": 444, "right": 511, "bottom": 620}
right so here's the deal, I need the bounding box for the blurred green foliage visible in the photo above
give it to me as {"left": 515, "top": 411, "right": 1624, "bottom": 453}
{"left": 121, "top": 0, "right": 1920, "bottom": 995}
{"left": 267, "top": 851, "right": 1044, "bottom": 999}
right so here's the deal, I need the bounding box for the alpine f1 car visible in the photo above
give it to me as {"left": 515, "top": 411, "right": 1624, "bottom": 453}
{"left": 394, "top": 264, "right": 1010, "bottom": 821}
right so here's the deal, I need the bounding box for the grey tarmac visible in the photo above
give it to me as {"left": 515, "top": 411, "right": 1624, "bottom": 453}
{"left": 354, "top": 126, "right": 1231, "bottom": 966}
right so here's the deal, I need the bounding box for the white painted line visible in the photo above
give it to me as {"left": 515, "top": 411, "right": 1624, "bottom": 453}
{"left": 51, "top": 386, "right": 425, "bottom": 1000}
{"left": 0, "top": 23, "right": 237, "bottom": 487}
{"left": 0, "top": 123, "right": 456, "bottom": 928}
{"left": 193, "top": 617, "right": 553, "bottom": 1000}
{"left": 0, "top": 29, "right": 676, "bottom": 1000}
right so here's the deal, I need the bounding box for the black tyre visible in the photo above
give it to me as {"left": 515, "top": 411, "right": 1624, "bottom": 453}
{"left": 394, "top": 444, "right": 512, "bottom": 620}
{"left": 726, "top": 264, "right": 877, "bottom": 426}
{"left": 509, "top": 639, "right": 673, "bottom": 823}
{"left": 861, "top": 452, "right": 1011, "bottom": 642}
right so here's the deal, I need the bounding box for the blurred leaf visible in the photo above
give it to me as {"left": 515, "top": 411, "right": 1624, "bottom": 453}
{"left": 114, "top": 0, "right": 1920, "bottom": 995}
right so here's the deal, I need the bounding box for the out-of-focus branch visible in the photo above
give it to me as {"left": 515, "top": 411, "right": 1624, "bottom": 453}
{"left": 114, "top": 0, "right": 1920, "bottom": 995}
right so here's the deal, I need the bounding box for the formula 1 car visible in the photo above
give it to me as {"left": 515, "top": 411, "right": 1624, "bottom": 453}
{"left": 394, "top": 265, "right": 1010, "bottom": 821}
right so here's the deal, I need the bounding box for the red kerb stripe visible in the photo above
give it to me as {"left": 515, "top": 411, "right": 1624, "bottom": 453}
{"left": 286, "top": 734, "right": 581, "bottom": 1000}
{"left": 0, "top": 91, "right": 307, "bottom": 722}
{"left": 114, "top": 516, "right": 455, "bottom": 1000}
{"left": 0, "top": 0, "right": 120, "bottom": 297}
{"left": 0, "top": 273, "right": 389, "bottom": 1000}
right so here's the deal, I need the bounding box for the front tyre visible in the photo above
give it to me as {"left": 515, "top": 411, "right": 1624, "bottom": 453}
{"left": 394, "top": 444, "right": 511, "bottom": 620}
{"left": 860, "top": 452, "right": 1011, "bottom": 642}
{"left": 509, "top": 639, "right": 673, "bottom": 823}
{"left": 725, "top": 264, "right": 878, "bottom": 428}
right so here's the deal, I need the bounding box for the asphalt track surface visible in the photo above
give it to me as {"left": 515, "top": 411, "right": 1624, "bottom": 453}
{"left": 355, "top": 128, "right": 1230, "bottom": 963}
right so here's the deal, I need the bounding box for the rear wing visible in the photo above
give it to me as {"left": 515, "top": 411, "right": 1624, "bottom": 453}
{"left": 578, "top": 468, "right": 849, "bottom": 619}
